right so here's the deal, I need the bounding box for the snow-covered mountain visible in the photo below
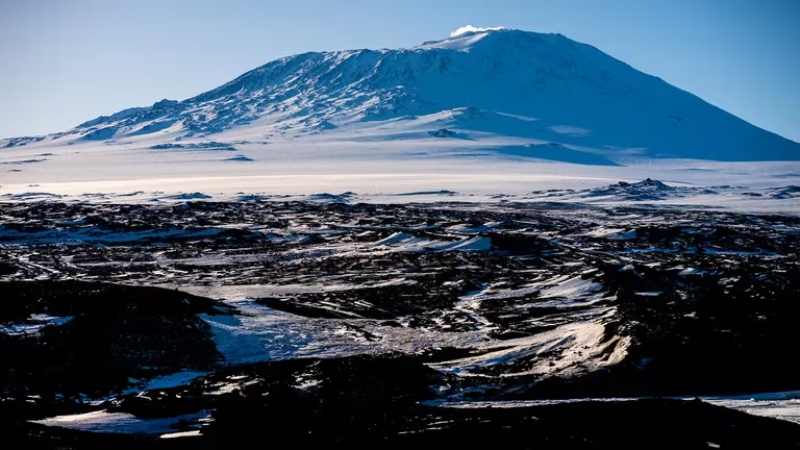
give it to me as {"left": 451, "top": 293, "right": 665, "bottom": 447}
{"left": 4, "top": 28, "right": 798, "bottom": 162}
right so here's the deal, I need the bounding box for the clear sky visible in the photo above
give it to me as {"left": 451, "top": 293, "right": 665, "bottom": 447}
{"left": 0, "top": 0, "right": 797, "bottom": 141}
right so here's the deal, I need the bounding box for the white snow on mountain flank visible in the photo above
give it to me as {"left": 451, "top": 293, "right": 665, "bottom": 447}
{"left": 1, "top": 27, "right": 799, "bottom": 210}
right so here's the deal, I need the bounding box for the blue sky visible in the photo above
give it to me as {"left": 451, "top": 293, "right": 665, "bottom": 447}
{"left": 0, "top": 0, "right": 797, "bottom": 141}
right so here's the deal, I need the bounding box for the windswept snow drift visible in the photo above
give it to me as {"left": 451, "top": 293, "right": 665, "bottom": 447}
{"left": 31, "top": 410, "right": 211, "bottom": 435}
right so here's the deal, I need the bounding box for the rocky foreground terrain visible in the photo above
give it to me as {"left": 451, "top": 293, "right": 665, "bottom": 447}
{"left": 2, "top": 198, "right": 800, "bottom": 448}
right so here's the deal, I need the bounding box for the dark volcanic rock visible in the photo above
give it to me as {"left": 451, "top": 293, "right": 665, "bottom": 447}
{"left": 14, "top": 355, "right": 800, "bottom": 448}
{"left": 0, "top": 281, "right": 232, "bottom": 400}
{"left": 1, "top": 201, "right": 800, "bottom": 445}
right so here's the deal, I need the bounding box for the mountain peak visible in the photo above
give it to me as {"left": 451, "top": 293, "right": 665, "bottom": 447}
{"left": 415, "top": 27, "right": 568, "bottom": 52}
{"left": 449, "top": 25, "right": 507, "bottom": 38}
{"left": 3, "top": 27, "right": 797, "bottom": 162}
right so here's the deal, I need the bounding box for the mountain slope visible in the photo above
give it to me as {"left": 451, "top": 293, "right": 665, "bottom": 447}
{"left": 2, "top": 28, "right": 798, "bottom": 164}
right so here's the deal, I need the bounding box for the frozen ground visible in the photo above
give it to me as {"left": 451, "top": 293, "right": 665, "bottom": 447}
{"left": 2, "top": 200, "right": 799, "bottom": 447}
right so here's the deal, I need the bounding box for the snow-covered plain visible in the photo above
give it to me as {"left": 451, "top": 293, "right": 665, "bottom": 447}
{"left": 1, "top": 28, "right": 798, "bottom": 211}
